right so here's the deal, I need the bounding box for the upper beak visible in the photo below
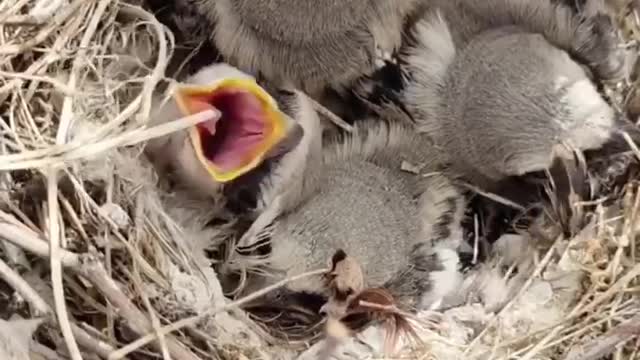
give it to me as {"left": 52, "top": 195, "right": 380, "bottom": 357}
{"left": 173, "top": 78, "right": 293, "bottom": 183}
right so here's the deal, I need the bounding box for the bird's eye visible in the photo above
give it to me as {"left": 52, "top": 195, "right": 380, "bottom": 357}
{"left": 277, "top": 89, "right": 295, "bottom": 96}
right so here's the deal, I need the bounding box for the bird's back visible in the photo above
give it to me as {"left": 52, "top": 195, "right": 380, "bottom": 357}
{"left": 439, "top": 27, "right": 588, "bottom": 183}
{"left": 268, "top": 156, "right": 423, "bottom": 293}
{"left": 261, "top": 122, "right": 456, "bottom": 294}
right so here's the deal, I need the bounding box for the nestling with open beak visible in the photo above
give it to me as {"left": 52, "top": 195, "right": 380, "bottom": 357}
{"left": 220, "top": 89, "right": 467, "bottom": 327}
{"left": 144, "top": 63, "right": 304, "bottom": 203}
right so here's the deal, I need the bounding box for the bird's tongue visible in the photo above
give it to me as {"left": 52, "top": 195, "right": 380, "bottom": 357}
{"left": 196, "top": 89, "right": 267, "bottom": 172}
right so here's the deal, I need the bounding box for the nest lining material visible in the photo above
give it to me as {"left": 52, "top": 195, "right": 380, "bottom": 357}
{"left": 0, "top": 0, "right": 639, "bottom": 359}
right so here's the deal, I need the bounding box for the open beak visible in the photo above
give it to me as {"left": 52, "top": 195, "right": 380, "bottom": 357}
{"left": 174, "top": 78, "right": 290, "bottom": 183}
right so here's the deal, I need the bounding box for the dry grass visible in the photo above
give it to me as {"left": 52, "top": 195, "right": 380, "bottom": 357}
{"left": 0, "top": 0, "right": 638, "bottom": 359}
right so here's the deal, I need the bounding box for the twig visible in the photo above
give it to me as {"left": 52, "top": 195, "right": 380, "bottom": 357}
{"left": 108, "top": 268, "right": 329, "bottom": 359}
{"left": 0, "top": 257, "right": 50, "bottom": 315}
{"left": 131, "top": 258, "right": 172, "bottom": 360}
{"left": 0, "top": 71, "right": 80, "bottom": 95}
{"left": 64, "top": 174, "right": 168, "bottom": 288}
{"left": 486, "top": 300, "right": 637, "bottom": 358}
{"left": 56, "top": 0, "right": 113, "bottom": 145}
{"left": 1, "top": 198, "right": 41, "bottom": 234}
{"left": 569, "top": 264, "right": 640, "bottom": 318}
{"left": 77, "top": 257, "right": 201, "bottom": 360}
{"left": 0, "top": 0, "right": 31, "bottom": 24}
{"left": 0, "top": 0, "right": 85, "bottom": 55}
{"left": 564, "top": 314, "right": 640, "bottom": 360}
{"left": 622, "top": 131, "right": 640, "bottom": 162}
{"left": 304, "top": 91, "right": 354, "bottom": 133}
{"left": 0, "top": 210, "right": 81, "bottom": 267}
{"left": 458, "top": 182, "right": 526, "bottom": 211}
{"left": 0, "top": 14, "right": 43, "bottom": 25}
{"left": 39, "top": 20, "right": 95, "bottom": 341}
{"left": 0, "top": 1, "right": 83, "bottom": 104}
{"left": 73, "top": 323, "right": 117, "bottom": 359}
{"left": 45, "top": 167, "right": 83, "bottom": 360}
{"left": 505, "top": 264, "right": 640, "bottom": 359}
{"left": 472, "top": 214, "right": 480, "bottom": 264}
{"left": 0, "top": 3, "right": 168, "bottom": 164}
{"left": 0, "top": 253, "right": 116, "bottom": 358}
{"left": 0, "top": 109, "right": 218, "bottom": 171}
{"left": 118, "top": 3, "right": 170, "bottom": 124}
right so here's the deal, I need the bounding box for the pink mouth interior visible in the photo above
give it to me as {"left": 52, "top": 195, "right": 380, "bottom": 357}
{"left": 193, "top": 89, "right": 267, "bottom": 172}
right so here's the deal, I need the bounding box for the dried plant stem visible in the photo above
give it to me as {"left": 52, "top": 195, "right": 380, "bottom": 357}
{"left": 497, "top": 264, "right": 640, "bottom": 359}
{"left": 0, "top": 257, "right": 49, "bottom": 315}
{"left": 71, "top": 325, "right": 117, "bottom": 359}
{"left": 0, "top": 0, "right": 31, "bottom": 23}
{"left": 459, "top": 182, "right": 526, "bottom": 211}
{"left": 56, "top": 0, "right": 113, "bottom": 145}
{"left": 487, "top": 301, "right": 637, "bottom": 358}
{"left": 0, "top": 4, "right": 84, "bottom": 104}
{"left": 0, "top": 254, "right": 115, "bottom": 358}
{"left": 569, "top": 264, "right": 640, "bottom": 318}
{"left": 622, "top": 131, "right": 640, "bottom": 162}
{"left": 0, "top": 14, "right": 43, "bottom": 25}
{"left": 0, "top": 0, "right": 85, "bottom": 55}
{"left": 77, "top": 257, "right": 200, "bottom": 360}
{"left": 0, "top": 71, "right": 79, "bottom": 95}
{"left": 46, "top": 168, "right": 83, "bottom": 360}
{"left": 0, "top": 109, "right": 217, "bottom": 171}
{"left": 44, "top": 4, "right": 107, "bottom": 353}
{"left": 131, "top": 260, "right": 172, "bottom": 360}
{"left": 0, "top": 1, "right": 168, "bottom": 165}
{"left": 0, "top": 210, "right": 81, "bottom": 267}
{"left": 108, "top": 268, "right": 329, "bottom": 360}
{"left": 303, "top": 91, "right": 353, "bottom": 132}
{"left": 118, "top": 3, "right": 169, "bottom": 123}
{"left": 46, "top": 21, "right": 139, "bottom": 360}
{"left": 564, "top": 314, "right": 640, "bottom": 360}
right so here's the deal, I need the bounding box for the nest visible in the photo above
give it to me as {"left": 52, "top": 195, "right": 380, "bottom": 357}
{"left": 0, "top": 0, "right": 638, "bottom": 359}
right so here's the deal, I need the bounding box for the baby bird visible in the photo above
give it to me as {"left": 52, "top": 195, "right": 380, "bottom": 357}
{"left": 418, "top": 25, "right": 627, "bottom": 188}
{"left": 154, "top": 0, "right": 423, "bottom": 97}
{"left": 351, "top": 0, "right": 626, "bottom": 121}
{"left": 351, "top": 0, "right": 634, "bottom": 207}
{"left": 413, "top": 25, "right": 638, "bottom": 203}
{"left": 222, "top": 89, "right": 467, "bottom": 317}
{"left": 423, "top": 0, "right": 626, "bottom": 81}
{"left": 144, "top": 63, "right": 304, "bottom": 204}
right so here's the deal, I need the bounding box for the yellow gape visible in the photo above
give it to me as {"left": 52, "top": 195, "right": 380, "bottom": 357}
{"left": 174, "top": 78, "right": 288, "bottom": 182}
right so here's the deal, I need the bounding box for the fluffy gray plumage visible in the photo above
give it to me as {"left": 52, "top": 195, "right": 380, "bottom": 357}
{"left": 409, "top": 24, "right": 621, "bottom": 189}
{"left": 174, "top": 0, "right": 422, "bottom": 96}
{"left": 353, "top": 0, "right": 629, "bottom": 196}
{"left": 407, "top": 0, "right": 625, "bottom": 81}
{"left": 225, "top": 91, "right": 466, "bottom": 311}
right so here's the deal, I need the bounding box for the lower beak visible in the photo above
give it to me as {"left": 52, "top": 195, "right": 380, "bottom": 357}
{"left": 173, "top": 78, "right": 290, "bottom": 183}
